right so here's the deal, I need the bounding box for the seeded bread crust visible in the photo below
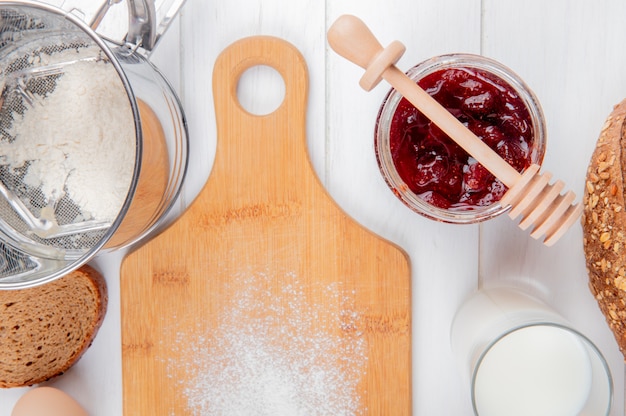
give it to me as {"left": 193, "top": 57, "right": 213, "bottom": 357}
{"left": 0, "top": 265, "right": 107, "bottom": 387}
{"left": 582, "top": 98, "right": 626, "bottom": 359}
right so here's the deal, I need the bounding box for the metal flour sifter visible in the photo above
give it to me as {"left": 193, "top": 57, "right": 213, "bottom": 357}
{"left": 0, "top": 0, "right": 189, "bottom": 288}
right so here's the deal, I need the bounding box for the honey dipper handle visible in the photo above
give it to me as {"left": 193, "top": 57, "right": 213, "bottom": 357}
{"left": 328, "top": 15, "right": 522, "bottom": 188}
{"left": 327, "top": 15, "right": 384, "bottom": 72}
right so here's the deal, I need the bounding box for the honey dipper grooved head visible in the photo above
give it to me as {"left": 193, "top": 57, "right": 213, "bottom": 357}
{"left": 501, "top": 164, "right": 582, "bottom": 246}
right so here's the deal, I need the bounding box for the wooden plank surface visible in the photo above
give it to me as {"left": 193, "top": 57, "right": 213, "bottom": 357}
{"left": 324, "top": 3, "right": 482, "bottom": 413}
{"left": 2, "top": 1, "right": 626, "bottom": 415}
{"left": 120, "top": 36, "right": 411, "bottom": 415}
{"left": 479, "top": 2, "right": 626, "bottom": 410}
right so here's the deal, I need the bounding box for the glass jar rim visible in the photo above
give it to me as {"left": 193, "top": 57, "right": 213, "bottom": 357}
{"left": 374, "top": 53, "right": 547, "bottom": 224}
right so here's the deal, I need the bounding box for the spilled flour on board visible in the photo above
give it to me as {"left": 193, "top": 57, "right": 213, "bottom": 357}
{"left": 163, "top": 270, "right": 368, "bottom": 416}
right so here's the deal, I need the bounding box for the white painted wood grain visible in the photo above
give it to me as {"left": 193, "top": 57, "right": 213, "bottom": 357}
{"left": 1, "top": 0, "right": 625, "bottom": 415}
{"left": 325, "top": 2, "right": 482, "bottom": 414}
{"left": 480, "top": 2, "right": 626, "bottom": 414}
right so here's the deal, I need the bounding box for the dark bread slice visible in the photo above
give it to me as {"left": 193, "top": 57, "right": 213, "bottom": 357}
{"left": 583, "top": 98, "right": 626, "bottom": 359}
{"left": 0, "top": 264, "right": 107, "bottom": 387}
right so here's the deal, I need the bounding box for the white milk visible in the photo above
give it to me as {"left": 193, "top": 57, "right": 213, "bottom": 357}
{"left": 451, "top": 287, "right": 611, "bottom": 415}
{"left": 473, "top": 325, "right": 592, "bottom": 416}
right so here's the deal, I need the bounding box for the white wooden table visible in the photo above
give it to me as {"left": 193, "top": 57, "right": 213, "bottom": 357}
{"left": 2, "top": 0, "right": 626, "bottom": 414}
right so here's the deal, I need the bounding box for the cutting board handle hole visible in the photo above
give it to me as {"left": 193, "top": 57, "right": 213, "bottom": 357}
{"left": 236, "top": 65, "right": 286, "bottom": 115}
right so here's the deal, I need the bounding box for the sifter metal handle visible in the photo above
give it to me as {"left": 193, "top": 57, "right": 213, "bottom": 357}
{"left": 87, "top": 0, "right": 186, "bottom": 52}
{"left": 90, "top": 0, "right": 123, "bottom": 30}
{"left": 126, "top": 0, "right": 157, "bottom": 50}
{"left": 127, "top": 0, "right": 187, "bottom": 51}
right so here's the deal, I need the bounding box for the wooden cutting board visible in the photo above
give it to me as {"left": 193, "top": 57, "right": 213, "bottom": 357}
{"left": 120, "top": 36, "right": 411, "bottom": 415}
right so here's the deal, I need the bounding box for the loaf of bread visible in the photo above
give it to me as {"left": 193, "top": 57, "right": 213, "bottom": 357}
{"left": 583, "top": 98, "right": 626, "bottom": 359}
{"left": 0, "top": 265, "right": 107, "bottom": 387}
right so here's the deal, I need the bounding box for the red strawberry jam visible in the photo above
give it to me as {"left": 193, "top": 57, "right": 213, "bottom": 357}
{"left": 387, "top": 66, "right": 535, "bottom": 211}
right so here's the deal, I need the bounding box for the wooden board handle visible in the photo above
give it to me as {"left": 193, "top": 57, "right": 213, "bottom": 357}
{"left": 122, "top": 35, "right": 412, "bottom": 415}
{"left": 211, "top": 36, "right": 313, "bottom": 199}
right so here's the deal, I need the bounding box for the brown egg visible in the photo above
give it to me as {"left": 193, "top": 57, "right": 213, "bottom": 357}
{"left": 11, "top": 387, "right": 88, "bottom": 416}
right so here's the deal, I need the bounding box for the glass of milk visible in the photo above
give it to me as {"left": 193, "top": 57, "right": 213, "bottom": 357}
{"left": 450, "top": 287, "right": 612, "bottom": 416}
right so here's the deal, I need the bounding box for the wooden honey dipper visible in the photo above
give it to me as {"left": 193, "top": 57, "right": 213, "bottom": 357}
{"left": 327, "top": 15, "right": 582, "bottom": 246}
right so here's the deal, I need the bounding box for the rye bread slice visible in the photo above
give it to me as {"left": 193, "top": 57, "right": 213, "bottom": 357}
{"left": 583, "top": 98, "right": 626, "bottom": 359}
{"left": 0, "top": 265, "right": 107, "bottom": 387}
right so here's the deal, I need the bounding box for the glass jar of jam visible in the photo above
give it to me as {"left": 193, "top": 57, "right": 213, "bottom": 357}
{"left": 375, "top": 54, "right": 546, "bottom": 223}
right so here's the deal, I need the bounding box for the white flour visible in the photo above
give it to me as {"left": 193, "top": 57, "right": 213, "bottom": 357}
{"left": 165, "top": 271, "right": 368, "bottom": 416}
{"left": 0, "top": 47, "right": 136, "bottom": 222}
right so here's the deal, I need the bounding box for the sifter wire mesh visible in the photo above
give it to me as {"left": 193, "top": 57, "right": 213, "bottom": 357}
{"left": 0, "top": 4, "right": 137, "bottom": 262}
